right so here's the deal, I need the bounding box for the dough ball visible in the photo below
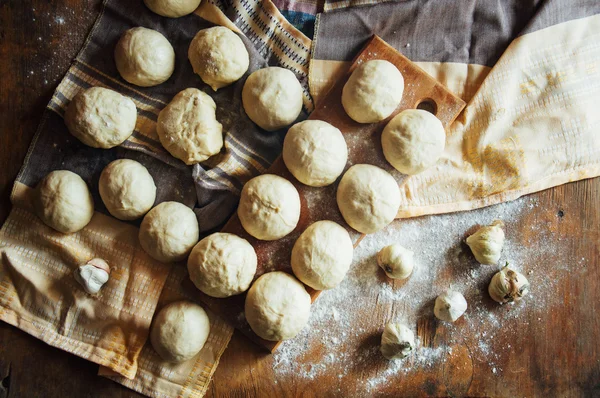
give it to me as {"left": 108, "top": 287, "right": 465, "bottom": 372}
{"left": 245, "top": 271, "right": 311, "bottom": 341}
{"left": 488, "top": 265, "right": 530, "bottom": 304}
{"left": 150, "top": 301, "right": 210, "bottom": 363}
{"left": 466, "top": 220, "right": 505, "bottom": 265}
{"left": 34, "top": 170, "right": 94, "bottom": 234}
{"left": 64, "top": 87, "right": 137, "bottom": 149}
{"left": 291, "top": 221, "right": 353, "bottom": 290}
{"left": 380, "top": 322, "right": 415, "bottom": 360}
{"left": 157, "top": 88, "right": 223, "bottom": 165}
{"left": 139, "top": 202, "right": 199, "bottom": 263}
{"left": 282, "top": 120, "right": 348, "bottom": 187}
{"left": 381, "top": 109, "right": 445, "bottom": 175}
{"left": 377, "top": 243, "right": 414, "bottom": 280}
{"left": 115, "top": 27, "right": 175, "bottom": 87}
{"left": 238, "top": 174, "right": 301, "bottom": 241}
{"left": 99, "top": 159, "right": 156, "bottom": 220}
{"left": 242, "top": 67, "right": 303, "bottom": 131}
{"left": 144, "top": 0, "right": 201, "bottom": 17}
{"left": 336, "top": 164, "right": 401, "bottom": 234}
{"left": 188, "top": 26, "right": 249, "bottom": 91}
{"left": 434, "top": 290, "right": 467, "bottom": 322}
{"left": 342, "top": 60, "right": 404, "bottom": 123}
{"left": 188, "top": 232, "right": 257, "bottom": 298}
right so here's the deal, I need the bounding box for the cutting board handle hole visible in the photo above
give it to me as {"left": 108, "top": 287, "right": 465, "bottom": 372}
{"left": 416, "top": 98, "right": 438, "bottom": 115}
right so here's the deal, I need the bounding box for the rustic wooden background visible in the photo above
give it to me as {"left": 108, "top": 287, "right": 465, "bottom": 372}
{"left": 0, "top": 1, "right": 598, "bottom": 397}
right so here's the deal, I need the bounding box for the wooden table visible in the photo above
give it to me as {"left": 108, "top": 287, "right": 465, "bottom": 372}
{"left": 0, "top": 2, "right": 598, "bottom": 397}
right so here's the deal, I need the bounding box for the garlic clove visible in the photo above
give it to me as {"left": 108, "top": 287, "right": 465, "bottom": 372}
{"left": 488, "top": 264, "right": 530, "bottom": 304}
{"left": 376, "top": 243, "right": 414, "bottom": 280}
{"left": 75, "top": 258, "right": 111, "bottom": 295}
{"left": 466, "top": 220, "right": 505, "bottom": 265}
{"left": 380, "top": 322, "right": 415, "bottom": 360}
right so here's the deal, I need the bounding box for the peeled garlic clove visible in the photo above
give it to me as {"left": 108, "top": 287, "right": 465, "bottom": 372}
{"left": 75, "top": 258, "right": 111, "bottom": 294}
{"left": 466, "top": 220, "right": 505, "bottom": 265}
{"left": 376, "top": 243, "right": 414, "bottom": 280}
{"left": 380, "top": 322, "right": 415, "bottom": 360}
{"left": 488, "top": 265, "right": 530, "bottom": 304}
{"left": 434, "top": 290, "right": 467, "bottom": 322}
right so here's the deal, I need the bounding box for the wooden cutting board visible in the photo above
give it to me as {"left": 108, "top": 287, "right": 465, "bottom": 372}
{"left": 192, "top": 35, "right": 466, "bottom": 352}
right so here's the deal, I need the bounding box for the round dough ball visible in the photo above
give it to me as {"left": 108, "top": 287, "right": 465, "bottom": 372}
{"left": 237, "top": 174, "right": 301, "bottom": 241}
{"left": 381, "top": 109, "right": 445, "bottom": 175}
{"left": 150, "top": 301, "right": 210, "bottom": 363}
{"left": 64, "top": 87, "right": 137, "bottom": 149}
{"left": 380, "top": 322, "right": 415, "bottom": 360}
{"left": 245, "top": 271, "right": 311, "bottom": 341}
{"left": 242, "top": 67, "right": 303, "bottom": 131}
{"left": 157, "top": 88, "right": 223, "bottom": 165}
{"left": 282, "top": 120, "right": 348, "bottom": 187}
{"left": 434, "top": 290, "right": 467, "bottom": 322}
{"left": 377, "top": 243, "right": 414, "bottom": 280}
{"left": 115, "top": 27, "right": 175, "bottom": 87}
{"left": 291, "top": 221, "right": 353, "bottom": 290}
{"left": 188, "top": 232, "right": 257, "bottom": 298}
{"left": 188, "top": 26, "right": 249, "bottom": 91}
{"left": 342, "top": 60, "right": 404, "bottom": 123}
{"left": 139, "top": 202, "right": 199, "bottom": 263}
{"left": 144, "top": 0, "right": 201, "bottom": 17}
{"left": 34, "top": 170, "right": 94, "bottom": 234}
{"left": 336, "top": 164, "right": 401, "bottom": 234}
{"left": 99, "top": 159, "right": 156, "bottom": 220}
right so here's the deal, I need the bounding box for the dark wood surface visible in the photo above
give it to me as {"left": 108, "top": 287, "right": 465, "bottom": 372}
{"left": 0, "top": 2, "right": 599, "bottom": 397}
{"left": 196, "top": 35, "right": 466, "bottom": 352}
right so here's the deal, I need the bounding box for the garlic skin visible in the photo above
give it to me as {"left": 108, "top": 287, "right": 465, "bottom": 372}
{"left": 380, "top": 322, "right": 415, "bottom": 360}
{"left": 434, "top": 290, "right": 467, "bottom": 322}
{"left": 376, "top": 244, "right": 414, "bottom": 280}
{"left": 488, "top": 265, "right": 530, "bottom": 304}
{"left": 466, "top": 220, "right": 505, "bottom": 265}
{"left": 75, "top": 258, "right": 111, "bottom": 294}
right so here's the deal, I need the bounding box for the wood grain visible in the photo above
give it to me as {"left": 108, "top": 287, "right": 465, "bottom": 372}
{"left": 194, "top": 35, "right": 466, "bottom": 352}
{"left": 0, "top": 2, "right": 599, "bottom": 397}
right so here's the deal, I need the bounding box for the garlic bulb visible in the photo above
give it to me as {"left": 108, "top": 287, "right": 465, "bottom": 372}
{"left": 376, "top": 243, "right": 414, "bottom": 280}
{"left": 75, "top": 258, "right": 111, "bottom": 294}
{"left": 488, "top": 264, "right": 530, "bottom": 304}
{"left": 466, "top": 220, "right": 505, "bottom": 265}
{"left": 380, "top": 322, "right": 415, "bottom": 360}
{"left": 434, "top": 290, "right": 467, "bottom": 322}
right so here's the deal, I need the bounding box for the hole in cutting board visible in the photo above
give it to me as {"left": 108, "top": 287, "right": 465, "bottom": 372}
{"left": 416, "top": 98, "right": 438, "bottom": 115}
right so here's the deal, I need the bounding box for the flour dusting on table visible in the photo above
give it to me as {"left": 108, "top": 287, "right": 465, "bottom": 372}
{"left": 271, "top": 195, "right": 581, "bottom": 395}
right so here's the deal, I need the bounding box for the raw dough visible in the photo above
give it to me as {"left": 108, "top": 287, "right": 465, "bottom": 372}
{"left": 342, "top": 60, "right": 404, "bottom": 123}
{"left": 157, "top": 88, "right": 223, "bottom": 165}
{"left": 115, "top": 27, "right": 175, "bottom": 87}
{"left": 377, "top": 243, "right": 414, "bottom": 280}
{"left": 242, "top": 67, "right": 303, "bottom": 131}
{"left": 245, "top": 271, "right": 311, "bottom": 341}
{"left": 188, "top": 232, "right": 257, "bottom": 298}
{"left": 150, "top": 301, "right": 210, "bottom": 363}
{"left": 139, "top": 202, "right": 199, "bottom": 263}
{"left": 466, "top": 220, "right": 505, "bottom": 265}
{"left": 64, "top": 87, "right": 137, "bottom": 149}
{"left": 144, "top": 0, "right": 201, "bottom": 17}
{"left": 188, "top": 26, "right": 249, "bottom": 91}
{"left": 282, "top": 120, "right": 348, "bottom": 187}
{"left": 434, "top": 290, "right": 467, "bottom": 322}
{"left": 99, "top": 159, "right": 156, "bottom": 220}
{"left": 34, "top": 170, "right": 94, "bottom": 234}
{"left": 488, "top": 265, "right": 530, "bottom": 304}
{"left": 336, "top": 164, "right": 401, "bottom": 234}
{"left": 291, "top": 220, "right": 353, "bottom": 290}
{"left": 381, "top": 109, "right": 446, "bottom": 175}
{"left": 380, "top": 322, "right": 415, "bottom": 360}
{"left": 237, "top": 174, "right": 301, "bottom": 241}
